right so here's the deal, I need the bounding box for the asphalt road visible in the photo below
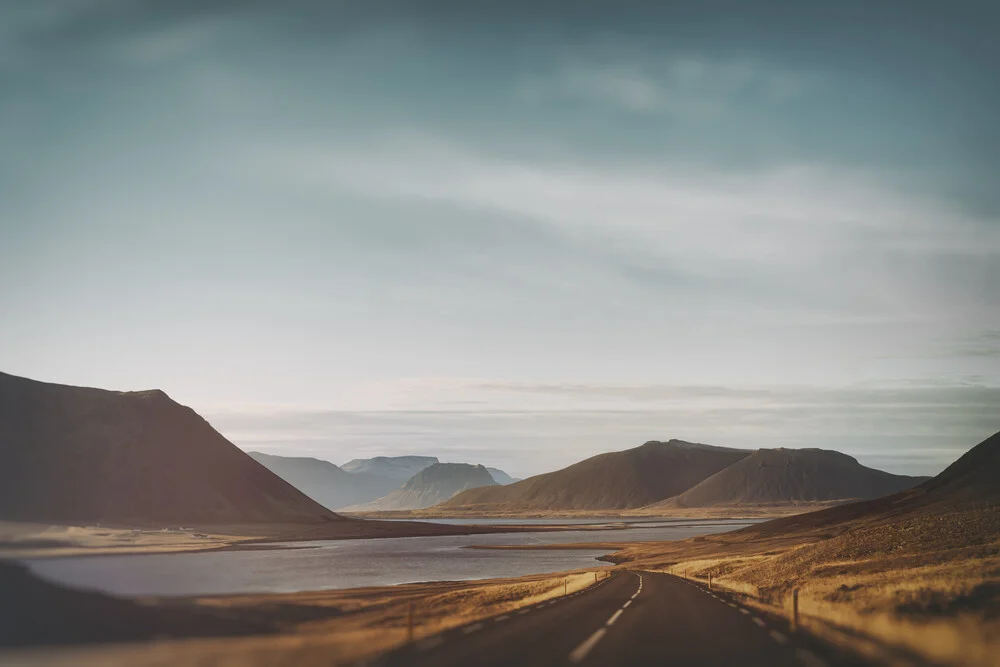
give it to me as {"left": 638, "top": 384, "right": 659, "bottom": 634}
{"left": 371, "top": 570, "right": 872, "bottom": 667}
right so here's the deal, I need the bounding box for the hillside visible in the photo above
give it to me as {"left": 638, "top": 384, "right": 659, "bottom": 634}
{"left": 0, "top": 372, "right": 338, "bottom": 526}
{"left": 341, "top": 455, "right": 438, "bottom": 481}
{"left": 646, "top": 447, "right": 928, "bottom": 509}
{"left": 614, "top": 431, "right": 1000, "bottom": 665}
{"left": 486, "top": 468, "right": 520, "bottom": 485}
{"left": 248, "top": 452, "right": 400, "bottom": 509}
{"left": 347, "top": 463, "right": 498, "bottom": 511}
{"left": 436, "top": 440, "right": 751, "bottom": 512}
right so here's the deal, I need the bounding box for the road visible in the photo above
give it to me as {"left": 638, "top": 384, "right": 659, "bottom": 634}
{"left": 370, "top": 570, "right": 872, "bottom": 667}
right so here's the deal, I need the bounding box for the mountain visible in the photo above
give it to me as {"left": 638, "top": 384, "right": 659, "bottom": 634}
{"left": 436, "top": 440, "right": 751, "bottom": 512}
{"left": 347, "top": 463, "right": 498, "bottom": 511}
{"left": 741, "top": 430, "right": 1000, "bottom": 540}
{"left": 0, "top": 372, "right": 338, "bottom": 526}
{"left": 341, "top": 455, "right": 438, "bottom": 481}
{"left": 248, "top": 452, "right": 400, "bottom": 509}
{"left": 645, "top": 448, "right": 929, "bottom": 509}
{"left": 486, "top": 467, "right": 520, "bottom": 485}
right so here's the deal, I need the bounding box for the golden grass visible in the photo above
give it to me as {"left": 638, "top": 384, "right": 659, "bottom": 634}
{"left": 622, "top": 507, "right": 1000, "bottom": 667}
{"left": 0, "top": 521, "right": 255, "bottom": 558}
{"left": 0, "top": 569, "right": 610, "bottom": 666}
{"left": 347, "top": 503, "right": 835, "bottom": 521}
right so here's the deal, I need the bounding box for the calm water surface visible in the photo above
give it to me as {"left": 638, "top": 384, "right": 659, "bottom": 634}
{"left": 24, "top": 519, "right": 755, "bottom": 597}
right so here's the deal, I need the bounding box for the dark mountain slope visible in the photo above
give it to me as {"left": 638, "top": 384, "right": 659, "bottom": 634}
{"left": 0, "top": 372, "right": 338, "bottom": 525}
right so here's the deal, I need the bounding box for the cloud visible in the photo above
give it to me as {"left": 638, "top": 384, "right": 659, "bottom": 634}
{"left": 252, "top": 135, "right": 1000, "bottom": 331}
{"left": 527, "top": 56, "right": 810, "bottom": 117}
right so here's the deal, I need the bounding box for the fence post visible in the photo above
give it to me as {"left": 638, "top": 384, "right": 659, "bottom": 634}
{"left": 594, "top": 572, "right": 598, "bottom": 583}
{"left": 792, "top": 589, "right": 799, "bottom": 632}
{"left": 564, "top": 580, "right": 568, "bottom": 596}
{"left": 709, "top": 573, "right": 713, "bottom": 590}
{"left": 407, "top": 601, "right": 414, "bottom": 642}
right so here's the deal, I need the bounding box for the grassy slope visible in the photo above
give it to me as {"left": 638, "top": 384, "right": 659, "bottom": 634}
{"left": 611, "top": 431, "right": 1000, "bottom": 667}
{"left": 0, "top": 561, "right": 609, "bottom": 666}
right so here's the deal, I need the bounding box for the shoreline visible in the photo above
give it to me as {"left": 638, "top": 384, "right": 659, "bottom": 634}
{"left": 0, "top": 513, "right": 765, "bottom": 560}
{"left": 0, "top": 559, "right": 617, "bottom": 666}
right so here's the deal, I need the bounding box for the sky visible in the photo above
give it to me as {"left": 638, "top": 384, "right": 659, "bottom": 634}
{"left": 2, "top": 0, "right": 998, "bottom": 479}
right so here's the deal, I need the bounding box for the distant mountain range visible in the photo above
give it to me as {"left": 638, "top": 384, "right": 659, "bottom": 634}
{"left": 0, "top": 370, "right": 938, "bottom": 525}
{"left": 345, "top": 463, "right": 498, "bottom": 511}
{"left": 250, "top": 453, "right": 519, "bottom": 510}
{"left": 0, "top": 372, "right": 337, "bottom": 526}
{"left": 438, "top": 440, "right": 750, "bottom": 512}
{"left": 247, "top": 452, "right": 400, "bottom": 510}
{"left": 341, "top": 455, "right": 439, "bottom": 481}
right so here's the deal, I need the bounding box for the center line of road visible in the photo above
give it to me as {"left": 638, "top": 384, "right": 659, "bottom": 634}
{"left": 462, "top": 623, "right": 484, "bottom": 634}
{"left": 518, "top": 608, "right": 531, "bottom": 615}
{"left": 752, "top": 617, "right": 766, "bottom": 628}
{"left": 770, "top": 630, "right": 788, "bottom": 645}
{"left": 494, "top": 615, "right": 510, "bottom": 622}
{"left": 567, "top": 572, "right": 642, "bottom": 663}
{"left": 739, "top": 608, "right": 751, "bottom": 615}
{"left": 569, "top": 628, "right": 607, "bottom": 664}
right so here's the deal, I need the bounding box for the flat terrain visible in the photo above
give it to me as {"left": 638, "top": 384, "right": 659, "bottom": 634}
{"left": 349, "top": 501, "right": 844, "bottom": 521}
{"left": 0, "top": 519, "right": 570, "bottom": 559}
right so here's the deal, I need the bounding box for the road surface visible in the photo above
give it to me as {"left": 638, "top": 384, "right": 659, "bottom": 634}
{"left": 370, "top": 570, "right": 871, "bottom": 667}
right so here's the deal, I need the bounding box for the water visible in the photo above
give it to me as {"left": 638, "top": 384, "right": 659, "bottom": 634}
{"left": 23, "top": 519, "right": 754, "bottom": 597}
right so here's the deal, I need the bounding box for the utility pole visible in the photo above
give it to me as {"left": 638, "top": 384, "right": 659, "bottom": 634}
{"left": 792, "top": 589, "right": 799, "bottom": 632}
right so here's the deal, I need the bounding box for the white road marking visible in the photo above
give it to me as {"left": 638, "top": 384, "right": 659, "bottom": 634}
{"left": 739, "top": 608, "right": 751, "bottom": 615}
{"left": 728, "top": 603, "right": 738, "bottom": 608}
{"left": 752, "top": 617, "right": 766, "bottom": 628}
{"left": 462, "top": 623, "right": 484, "bottom": 634}
{"left": 606, "top": 609, "right": 624, "bottom": 626}
{"left": 569, "top": 628, "right": 607, "bottom": 664}
{"left": 494, "top": 615, "right": 510, "bottom": 622}
{"left": 518, "top": 608, "right": 531, "bottom": 615}
{"left": 796, "top": 648, "right": 829, "bottom": 667}
{"left": 415, "top": 636, "right": 444, "bottom": 651}
{"left": 622, "top": 600, "right": 632, "bottom": 609}
{"left": 770, "top": 630, "right": 788, "bottom": 645}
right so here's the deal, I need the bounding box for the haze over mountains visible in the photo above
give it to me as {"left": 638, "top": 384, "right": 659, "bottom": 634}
{"left": 341, "top": 456, "right": 439, "bottom": 481}
{"left": 346, "top": 463, "right": 499, "bottom": 511}
{"left": 251, "top": 453, "right": 518, "bottom": 510}
{"left": 247, "top": 452, "right": 400, "bottom": 510}
{"left": 0, "top": 372, "right": 336, "bottom": 526}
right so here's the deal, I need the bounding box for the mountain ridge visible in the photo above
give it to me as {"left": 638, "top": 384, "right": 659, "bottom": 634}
{"left": 436, "top": 440, "right": 751, "bottom": 511}
{"left": 0, "top": 372, "right": 338, "bottom": 526}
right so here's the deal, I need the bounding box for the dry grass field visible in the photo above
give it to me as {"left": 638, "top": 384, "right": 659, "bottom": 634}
{"left": 614, "top": 505, "right": 1000, "bottom": 667}
{"left": 0, "top": 565, "right": 608, "bottom": 666}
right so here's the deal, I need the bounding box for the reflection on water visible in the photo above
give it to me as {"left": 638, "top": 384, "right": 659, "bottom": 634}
{"left": 24, "top": 519, "right": 754, "bottom": 597}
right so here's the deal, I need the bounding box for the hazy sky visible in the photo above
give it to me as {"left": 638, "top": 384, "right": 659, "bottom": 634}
{"left": 2, "top": 1, "right": 998, "bottom": 478}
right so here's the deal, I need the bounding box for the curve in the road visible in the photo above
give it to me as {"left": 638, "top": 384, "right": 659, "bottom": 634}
{"left": 368, "top": 570, "right": 872, "bottom": 667}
